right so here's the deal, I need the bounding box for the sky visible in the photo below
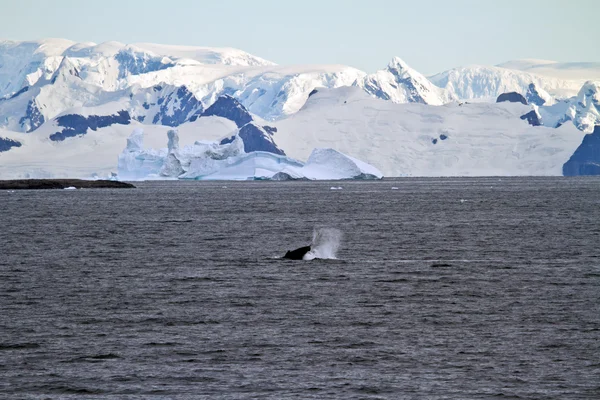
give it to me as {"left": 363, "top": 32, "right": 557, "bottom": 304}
{"left": 1, "top": 0, "right": 598, "bottom": 75}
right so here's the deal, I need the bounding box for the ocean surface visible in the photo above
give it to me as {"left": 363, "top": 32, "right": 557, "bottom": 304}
{"left": 1, "top": 177, "right": 599, "bottom": 399}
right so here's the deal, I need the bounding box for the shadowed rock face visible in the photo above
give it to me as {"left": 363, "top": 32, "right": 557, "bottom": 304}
{"left": 497, "top": 92, "right": 528, "bottom": 105}
{"left": 19, "top": 100, "right": 45, "bottom": 132}
{"left": 526, "top": 83, "right": 547, "bottom": 106}
{"left": 152, "top": 86, "right": 203, "bottom": 127}
{"left": 238, "top": 123, "right": 285, "bottom": 155}
{"left": 563, "top": 125, "right": 600, "bottom": 176}
{"left": 50, "top": 111, "right": 131, "bottom": 141}
{"left": 520, "top": 110, "right": 542, "bottom": 126}
{"left": 283, "top": 245, "right": 311, "bottom": 260}
{"left": 202, "top": 95, "right": 252, "bottom": 128}
{"left": 0, "top": 137, "right": 22, "bottom": 152}
{"left": 3, "top": 86, "right": 29, "bottom": 101}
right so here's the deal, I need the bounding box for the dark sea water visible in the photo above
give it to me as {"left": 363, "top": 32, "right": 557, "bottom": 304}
{"left": 1, "top": 178, "right": 599, "bottom": 399}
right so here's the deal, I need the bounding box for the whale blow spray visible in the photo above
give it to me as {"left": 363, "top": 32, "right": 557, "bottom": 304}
{"left": 303, "top": 228, "right": 342, "bottom": 260}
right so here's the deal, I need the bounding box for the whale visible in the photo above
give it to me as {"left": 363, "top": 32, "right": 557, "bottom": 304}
{"left": 283, "top": 245, "right": 312, "bottom": 260}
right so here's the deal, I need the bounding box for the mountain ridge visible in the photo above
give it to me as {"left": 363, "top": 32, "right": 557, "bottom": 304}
{"left": 1, "top": 38, "right": 600, "bottom": 178}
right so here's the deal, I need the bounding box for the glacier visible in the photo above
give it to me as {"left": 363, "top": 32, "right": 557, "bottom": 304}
{"left": 272, "top": 87, "right": 587, "bottom": 177}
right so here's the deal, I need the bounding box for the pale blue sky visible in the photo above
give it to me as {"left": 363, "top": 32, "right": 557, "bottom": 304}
{"left": 1, "top": 0, "right": 598, "bottom": 74}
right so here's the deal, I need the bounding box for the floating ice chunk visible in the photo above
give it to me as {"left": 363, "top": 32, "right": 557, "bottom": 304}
{"left": 118, "top": 129, "right": 384, "bottom": 181}
{"left": 126, "top": 128, "right": 145, "bottom": 152}
{"left": 166, "top": 129, "right": 179, "bottom": 152}
{"left": 160, "top": 130, "right": 184, "bottom": 177}
{"left": 302, "top": 148, "right": 383, "bottom": 180}
{"left": 118, "top": 129, "right": 166, "bottom": 180}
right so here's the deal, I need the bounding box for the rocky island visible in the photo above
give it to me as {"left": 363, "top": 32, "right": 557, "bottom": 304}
{"left": 0, "top": 179, "right": 135, "bottom": 190}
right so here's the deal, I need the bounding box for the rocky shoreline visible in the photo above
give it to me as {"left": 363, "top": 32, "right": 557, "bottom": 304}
{"left": 0, "top": 179, "right": 135, "bottom": 190}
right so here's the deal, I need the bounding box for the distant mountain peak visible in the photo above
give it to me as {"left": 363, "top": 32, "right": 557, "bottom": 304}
{"left": 578, "top": 80, "right": 600, "bottom": 101}
{"left": 360, "top": 57, "right": 455, "bottom": 105}
{"left": 387, "top": 56, "right": 411, "bottom": 72}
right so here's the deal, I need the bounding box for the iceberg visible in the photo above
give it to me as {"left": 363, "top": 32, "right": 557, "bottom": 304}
{"left": 117, "top": 128, "right": 166, "bottom": 180}
{"left": 117, "top": 129, "right": 383, "bottom": 181}
{"left": 301, "top": 148, "right": 383, "bottom": 180}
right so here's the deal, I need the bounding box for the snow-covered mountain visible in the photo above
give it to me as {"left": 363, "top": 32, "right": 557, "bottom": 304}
{"left": 0, "top": 39, "right": 366, "bottom": 126}
{"left": 2, "top": 38, "right": 598, "bottom": 131}
{"left": 1, "top": 38, "right": 600, "bottom": 178}
{"left": 0, "top": 39, "right": 274, "bottom": 97}
{"left": 538, "top": 81, "right": 600, "bottom": 132}
{"left": 428, "top": 65, "right": 584, "bottom": 102}
{"left": 358, "top": 57, "right": 454, "bottom": 105}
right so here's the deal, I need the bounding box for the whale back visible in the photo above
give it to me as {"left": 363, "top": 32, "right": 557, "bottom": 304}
{"left": 283, "top": 245, "right": 311, "bottom": 260}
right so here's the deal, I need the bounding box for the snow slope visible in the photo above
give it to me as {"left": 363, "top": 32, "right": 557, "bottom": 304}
{"left": 272, "top": 87, "right": 586, "bottom": 177}
{"left": 429, "top": 65, "right": 583, "bottom": 101}
{"left": 0, "top": 39, "right": 77, "bottom": 98}
{"left": 129, "top": 43, "right": 276, "bottom": 67}
{"left": 497, "top": 59, "right": 600, "bottom": 81}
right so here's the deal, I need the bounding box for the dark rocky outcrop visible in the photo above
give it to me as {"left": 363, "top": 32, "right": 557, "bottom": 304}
{"left": 0, "top": 179, "right": 135, "bottom": 190}
{"left": 263, "top": 126, "right": 277, "bottom": 135}
{"left": 205, "top": 95, "right": 285, "bottom": 155}
{"left": 238, "top": 123, "right": 285, "bottom": 155}
{"left": 526, "top": 83, "right": 547, "bottom": 106}
{"left": 520, "top": 110, "right": 542, "bottom": 126}
{"left": 283, "top": 245, "right": 311, "bottom": 260}
{"left": 50, "top": 111, "right": 131, "bottom": 141}
{"left": 0, "top": 137, "right": 22, "bottom": 152}
{"left": 496, "top": 92, "right": 528, "bottom": 105}
{"left": 202, "top": 95, "right": 253, "bottom": 128}
{"left": 19, "top": 100, "right": 45, "bottom": 132}
{"left": 1, "top": 86, "right": 30, "bottom": 102}
{"left": 563, "top": 125, "right": 600, "bottom": 176}
{"left": 151, "top": 86, "right": 203, "bottom": 127}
